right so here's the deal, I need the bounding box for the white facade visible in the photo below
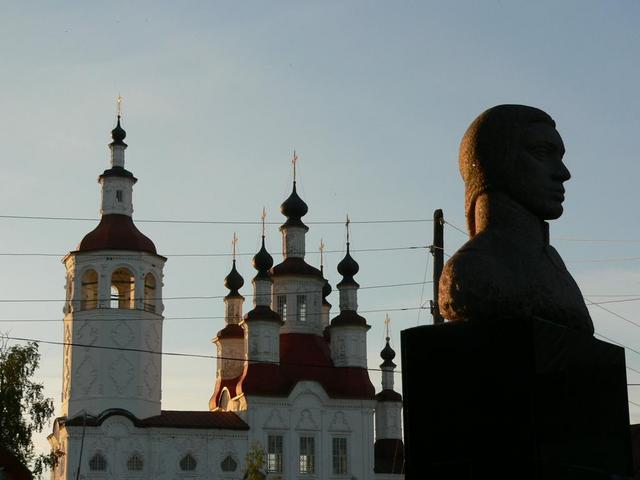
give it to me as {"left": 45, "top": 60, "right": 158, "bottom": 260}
{"left": 49, "top": 414, "right": 248, "bottom": 480}
{"left": 49, "top": 118, "right": 403, "bottom": 480}
{"left": 61, "top": 250, "right": 165, "bottom": 420}
{"left": 242, "top": 382, "right": 376, "bottom": 480}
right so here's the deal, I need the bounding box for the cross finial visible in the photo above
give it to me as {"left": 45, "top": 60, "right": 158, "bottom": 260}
{"left": 232, "top": 232, "right": 238, "bottom": 260}
{"left": 261, "top": 207, "right": 267, "bottom": 237}
{"left": 292, "top": 149, "right": 299, "bottom": 183}
{"left": 319, "top": 239, "right": 325, "bottom": 269}
{"left": 116, "top": 94, "right": 123, "bottom": 118}
{"left": 345, "top": 214, "right": 351, "bottom": 245}
{"left": 384, "top": 313, "right": 391, "bottom": 340}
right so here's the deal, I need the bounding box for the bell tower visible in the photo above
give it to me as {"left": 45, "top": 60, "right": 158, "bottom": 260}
{"left": 61, "top": 111, "right": 166, "bottom": 420}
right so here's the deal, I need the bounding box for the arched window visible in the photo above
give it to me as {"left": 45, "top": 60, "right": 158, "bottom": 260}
{"left": 144, "top": 273, "right": 156, "bottom": 313}
{"left": 127, "top": 453, "right": 144, "bottom": 471}
{"left": 110, "top": 268, "right": 135, "bottom": 309}
{"left": 179, "top": 454, "right": 197, "bottom": 471}
{"left": 219, "top": 389, "right": 230, "bottom": 411}
{"left": 80, "top": 270, "right": 98, "bottom": 311}
{"left": 221, "top": 455, "right": 237, "bottom": 472}
{"left": 89, "top": 452, "right": 107, "bottom": 471}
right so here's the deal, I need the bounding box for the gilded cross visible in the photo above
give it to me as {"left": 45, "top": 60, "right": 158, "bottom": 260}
{"left": 384, "top": 313, "right": 391, "bottom": 340}
{"left": 116, "top": 94, "right": 123, "bottom": 117}
{"left": 319, "top": 239, "right": 325, "bottom": 268}
{"left": 261, "top": 207, "right": 267, "bottom": 237}
{"left": 232, "top": 232, "right": 238, "bottom": 260}
{"left": 292, "top": 149, "right": 299, "bottom": 182}
{"left": 345, "top": 214, "right": 351, "bottom": 244}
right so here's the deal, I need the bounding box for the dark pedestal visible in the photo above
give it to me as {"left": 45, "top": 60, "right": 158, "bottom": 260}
{"left": 401, "top": 317, "right": 632, "bottom": 480}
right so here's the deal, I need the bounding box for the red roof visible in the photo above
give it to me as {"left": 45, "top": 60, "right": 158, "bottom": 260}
{"left": 238, "top": 333, "right": 375, "bottom": 399}
{"left": 61, "top": 408, "right": 248, "bottom": 430}
{"left": 76, "top": 214, "right": 158, "bottom": 255}
{"left": 141, "top": 410, "right": 248, "bottom": 429}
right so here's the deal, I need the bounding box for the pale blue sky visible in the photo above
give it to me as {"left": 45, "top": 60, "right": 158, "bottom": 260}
{"left": 1, "top": 1, "right": 640, "bottom": 456}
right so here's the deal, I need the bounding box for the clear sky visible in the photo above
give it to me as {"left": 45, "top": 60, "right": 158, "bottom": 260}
{"left": 2, "top": 0, "right": 640, "bottom": 457}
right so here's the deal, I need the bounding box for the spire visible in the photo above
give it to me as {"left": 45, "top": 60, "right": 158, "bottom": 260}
{"left": 110, "top": 96, "right": 127, "bottom": 146}
{"left": 246, "top": 210, "right": 281, "bottom": 316}
{"left": 337, "top": 216, "right": 360, "bottom": 287}
{"left": 253, "top": 211, "right": 274, "bottom": 279}
{"left": 107, "top": 96, "right": 130, "bottom": 170}
{"left": 280, "top": 151, "right": 309, "bottom": 231}
{"left": 380, "top": 314, "right": 396, "bottom": 369}
{"left": 224, "top": 233, "right": 244, "bottom": 298}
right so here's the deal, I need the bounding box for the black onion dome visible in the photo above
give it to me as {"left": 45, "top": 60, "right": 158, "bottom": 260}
{"left": 380, "top": 338, "right": 396, "bottom": 362}
{"left": 252, "top": 237, "right": 273, "bottom": 277}
{"left": 337, "top": 244, "right": 359, "bottom": 283}
{"left": 280, "top": 182, "right": 308, "bottom": 229}
{"left": 224, "top": 260, "right": 244, "bottom": 296}
{"left": 322, "top": 278, "right": 332, "bottom": 299}
{"left": 110, "top": 116, "right": 127, "bottom": 145}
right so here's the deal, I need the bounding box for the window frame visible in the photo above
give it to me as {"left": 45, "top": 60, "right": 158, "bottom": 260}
{"left": 296, "top": 294, "right": 307, "bottom": 322}
{"left": 126, "top": 453, "right": 144, "bottom": 471}
{"left": 276, "top": 295, "right": 287, "bottom": 320}
{"left": 179, "top": 453, "right": 197, "bottom": 472}
{"left": 267, "top": 434, "right": 284, "bottom": 474}
{"left": 220, "top": 455, "right": 238, "bottom": 472}
{"left": 332, "top": 436, "right": 348, "bottom": 475}
{"left": 298, "top": 435, "right": 315, "bottom": 474}
{"left": 89, "top": 452, "right": 107, "bottom": 472}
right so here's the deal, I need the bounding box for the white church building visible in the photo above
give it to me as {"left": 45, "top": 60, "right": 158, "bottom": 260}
{"left": 48, "top": 116, "right": 404, "bottom": 479}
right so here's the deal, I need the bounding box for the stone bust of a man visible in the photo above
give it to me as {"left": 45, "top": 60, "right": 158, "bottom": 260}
{"left": 438, "top": 105, "right": 594, "bottom": 334}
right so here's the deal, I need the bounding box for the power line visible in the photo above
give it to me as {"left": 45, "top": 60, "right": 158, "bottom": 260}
{"left": 0, "top": 280, "right": 432, "bottom": 304}
{"left": 416, "top": 249, "right": 431, "bottom": 325}
{"left": 3, "top": 334, "right": 404, "bottom": 375}
{"left": 585, "top": 297, "right": 640, "bottom": 306}
{"left": 0, "top": 214, "right": 433, "bottom": 226}
{"left": 443, "top": 221, "right": 640, "bottom": 249}
{"left": 586, "top": 299, "right": 640, "bottom": 330}
{"left": 556, "top": 237, "right": 640, "bottom": 245}
{"left": 567, "top": 256, "right": 640, "bottom": 264}
{"left": 0, "top": 245, "right": 429, "bottom": 258}
{"left": 443, "top": 220, "right": 467, "bottom": 237}
{"left": 0, "top": 305, "right": 430, "bottom": 323}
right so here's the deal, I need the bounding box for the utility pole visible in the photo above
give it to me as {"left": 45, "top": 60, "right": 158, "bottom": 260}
{"left": 430, "top": 209, "right": 444, "bottom": 324}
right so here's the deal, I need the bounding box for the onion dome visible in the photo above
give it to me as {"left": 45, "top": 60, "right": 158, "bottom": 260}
{"left": 380, "top": 337, "right": 396, "bottom": 368}
{"left": 280, "top": 182, "right": 309, "bottom": 229}
{"left": 252, "top": 236, "right": 273, "bottom": 278}
{"left": 337, "top": 244, "right": 359, "bottom": 285}
{"left": 110, "top": 116, "right": 127, "bottom": 145}
{"left": 322, "top": 277, "right": 332, "bottom": 299}
{"left": 224, "top": 260, "right": 244, "bottom": 297}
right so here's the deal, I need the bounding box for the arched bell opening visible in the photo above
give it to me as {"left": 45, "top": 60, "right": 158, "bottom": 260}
{"left": 110, "top": 268, "right": 135, "bottom": 309}
{"left": 80, "top": 269, "right": 98, "bottom": 311}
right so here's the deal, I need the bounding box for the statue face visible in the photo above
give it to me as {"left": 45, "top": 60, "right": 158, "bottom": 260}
{"left": 507, "top": 122, "right": 570, "bottom": 220}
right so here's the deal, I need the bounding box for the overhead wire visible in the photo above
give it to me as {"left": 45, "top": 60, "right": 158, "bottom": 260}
{"left": 0, "top": 244, "right": 429, "bottom": 258}
{"left": 0, "top": 305, "right": 430, "bottom": 323}
{"left": 0, "top": 214, "right": 433, "bottom": 225}
{"left": 0, "top": 280, "right": 432, "bottom": 304}
{"left": 3, "top": 334, "right": 404, "bottom": 375}
{"left": 416, "top": 246, "right": 431, "bottom": 325}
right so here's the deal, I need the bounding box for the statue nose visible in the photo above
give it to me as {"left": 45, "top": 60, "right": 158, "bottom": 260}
{"left": 553, "top": 162, "right": 571, "bottom": 182}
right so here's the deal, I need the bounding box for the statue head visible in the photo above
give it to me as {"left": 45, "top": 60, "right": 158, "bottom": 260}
{"left": 460, "top": 105, "right": 571, "bottom": 236}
